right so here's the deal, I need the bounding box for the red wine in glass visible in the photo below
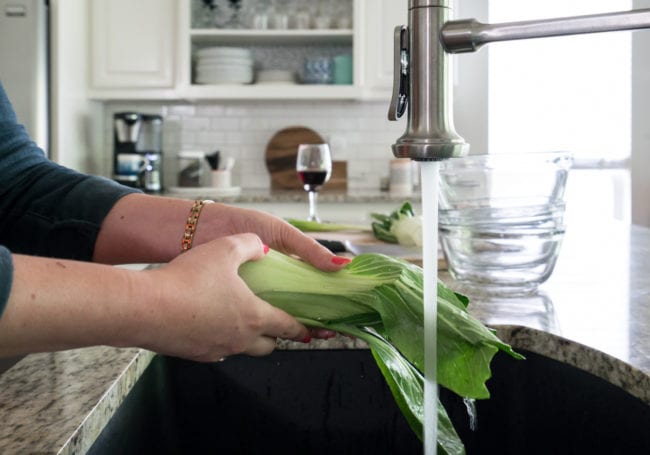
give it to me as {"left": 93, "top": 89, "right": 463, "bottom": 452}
{"left": 298, "top": 170, "right": 329, "bottom": 192}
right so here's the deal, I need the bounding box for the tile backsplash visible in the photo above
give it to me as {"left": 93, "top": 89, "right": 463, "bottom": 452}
{"left": 103, "top": 100, "right": 405, "bottom": 191}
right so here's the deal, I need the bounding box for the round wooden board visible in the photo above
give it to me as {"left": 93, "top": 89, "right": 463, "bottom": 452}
{"left": 265, "top": 126, "right": 325, "bottom": 190}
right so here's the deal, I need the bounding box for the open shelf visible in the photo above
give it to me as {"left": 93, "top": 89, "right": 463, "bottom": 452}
{"left": 190, "top": 29, "right": 353, "bottom": 46}
{"left": 182, "top": 83, "right": 359, "bottom": 100}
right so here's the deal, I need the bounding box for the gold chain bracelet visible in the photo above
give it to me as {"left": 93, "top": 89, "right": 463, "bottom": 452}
{"left": 181, "top": 200, "right": 214, "bottom": 253}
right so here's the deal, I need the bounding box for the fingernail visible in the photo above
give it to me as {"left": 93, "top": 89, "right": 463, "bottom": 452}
{"left": 263, "top": 244, "right": 270, "bottom": 254}
{"left": 301, "top": 336, "right": 312, "bottom": 344}
{"left": 317, "top": 329, "right": 337, "bottom": 339}
{"left": 331, "top": 256, "right": 351, "bottom": 265}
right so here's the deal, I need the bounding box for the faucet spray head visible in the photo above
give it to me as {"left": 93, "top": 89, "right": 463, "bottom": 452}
{"left": 389, "top": 0, "right": 469, "bottom": 161}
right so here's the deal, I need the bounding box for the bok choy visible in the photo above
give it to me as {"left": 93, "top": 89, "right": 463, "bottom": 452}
{"left": 286, "top": 219, "right": 370, "bottom": 233}
{"left": 371, "top": 201, "right": 423, "bottom": 246}
{"left": 239, "top": 250, "right": 523, "bottom": 454}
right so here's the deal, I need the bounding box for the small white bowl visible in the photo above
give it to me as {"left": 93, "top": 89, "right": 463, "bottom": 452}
{"left": 256, "top": 69, "right": 295, "bottom": 84}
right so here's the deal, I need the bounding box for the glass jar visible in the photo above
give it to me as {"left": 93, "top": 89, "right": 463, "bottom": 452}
{"left": 177, "top": 150, "right": 208, "bottom": 187}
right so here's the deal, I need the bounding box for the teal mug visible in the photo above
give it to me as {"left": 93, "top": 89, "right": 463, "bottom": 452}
{"left": 333, "top": 54, "right": 353, "bottom": 85}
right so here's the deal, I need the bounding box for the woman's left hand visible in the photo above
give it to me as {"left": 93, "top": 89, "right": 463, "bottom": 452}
{"left": 196, "top": 203, "right": 349, "bottom": 273}
{"left": 96, "top": 195, "right": 350, "bottom": 273}
{"left": 95, "top": 196, "right": 348, "bottom": 340}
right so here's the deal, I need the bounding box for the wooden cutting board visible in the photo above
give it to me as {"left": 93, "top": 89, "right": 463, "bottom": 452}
{"left": 265, "top": 126, "right": 347, "bottom": 191}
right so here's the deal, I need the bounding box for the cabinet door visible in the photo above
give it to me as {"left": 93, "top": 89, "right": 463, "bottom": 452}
{"left": 90, "top": 0, "right": 175, "bottom": 89}
{"left": 361, "top": 0, "right": 407, "bottom": 97}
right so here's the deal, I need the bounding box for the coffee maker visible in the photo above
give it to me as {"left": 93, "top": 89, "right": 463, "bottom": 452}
{"left": 137, "top": 114, "right": 163, "bottom": 193}
{"left": 113, "top": 112, "right": 163, "bottom": 192}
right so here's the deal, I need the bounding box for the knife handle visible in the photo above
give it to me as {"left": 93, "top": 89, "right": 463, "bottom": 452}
{"left": 316, "top": 239, "right": 347, "bottom": 253}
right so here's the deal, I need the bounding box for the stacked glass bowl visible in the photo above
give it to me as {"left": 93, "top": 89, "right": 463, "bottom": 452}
{"left": 438, "top": 152, "right": 573, "bottom": 295}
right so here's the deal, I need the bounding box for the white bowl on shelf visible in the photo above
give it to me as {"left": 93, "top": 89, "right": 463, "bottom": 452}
{"left": 196, "top": 57, "right": 253, "bottom": 67}
{"left": 196, "top": 67, "right": 253, "bottom": 77}
{"left": 195, "top": 71, "right": 254, "bottom": 84}
{"left": 256, "top": 69, "right": 295, "bottom": 84}
{"left": 196, "top": 46, "right": 252, "bottom": 59}
{"left": 196, "top": 63, "right": 254, "bottom": 73}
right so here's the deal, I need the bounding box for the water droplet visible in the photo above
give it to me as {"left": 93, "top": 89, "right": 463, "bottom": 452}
{"left": 463, "top": 397, "right": 478, "bottom": 431}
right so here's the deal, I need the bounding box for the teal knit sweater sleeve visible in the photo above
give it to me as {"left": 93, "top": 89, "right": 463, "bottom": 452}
{"left": 0, "top": 80, "right": 140, "bottom": 317}
{"left": 0, "top": 246, "right": 12, "bottom": 317}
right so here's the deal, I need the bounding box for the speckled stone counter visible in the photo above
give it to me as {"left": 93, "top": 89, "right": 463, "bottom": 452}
{"left": 164, "top": 188, "right": 421, "bottom": 204}
{"left": 0, "top": 347, "right": 154, "bottom": 454}
{"left": 463, "top": 222, "right": 650, "bottom": 405}
{"left": 0, "top": 222, "right": 648, "bottom": 453}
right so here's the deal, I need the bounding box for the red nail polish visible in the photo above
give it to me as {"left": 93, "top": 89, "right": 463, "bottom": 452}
{"left": 331, "top": 256, "right": 351, "bottom": 265}
{"left": 263, "top": 244, "right": 270, "bottom": 254}
{"left": 301, "top": 336, "right": 312, "bottom": 343}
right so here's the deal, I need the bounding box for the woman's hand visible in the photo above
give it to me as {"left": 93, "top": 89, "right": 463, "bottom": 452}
{"left": 93, "top": 195, "right": 347, "bottom": 346}
{"left": 196, "top": 203, "right": 348, "bottom": 272}
{"left": 95, "top": 195, "right": 349, "bottom": 272}
{"left": 0, "top": 234, "right": 317, "bottom": 360}
{"left": 136, "top": 233, "right": 310, "bottom": 362}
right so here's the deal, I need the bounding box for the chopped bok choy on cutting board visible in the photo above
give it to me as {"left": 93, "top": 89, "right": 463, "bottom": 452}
{"left": 371, "top": 201, "right": 423, "bottom": 246}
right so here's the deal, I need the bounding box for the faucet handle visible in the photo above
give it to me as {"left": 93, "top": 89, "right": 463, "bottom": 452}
{"left": 388, "top": 25, "right": 409, "bottom": 121}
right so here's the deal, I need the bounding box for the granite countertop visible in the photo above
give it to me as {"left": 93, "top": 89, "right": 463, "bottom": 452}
{"left": 0, "top": 221, "right": 648, "bottom": 453}
{"left": 164, "top": 187, "right": 421, "bottom": 204}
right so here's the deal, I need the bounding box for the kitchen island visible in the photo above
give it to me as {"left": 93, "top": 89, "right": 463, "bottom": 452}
{"left": 0, "top": 221, "right": 648, "bottom": 453}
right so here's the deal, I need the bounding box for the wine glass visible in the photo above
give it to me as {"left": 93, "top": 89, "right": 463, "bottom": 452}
{"left": 296, "top": 143, "right": 332, "bottom": 222}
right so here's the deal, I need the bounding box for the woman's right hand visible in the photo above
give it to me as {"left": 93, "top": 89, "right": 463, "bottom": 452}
{"left": 136, "top": 233, "right": 309, "bottom": 362}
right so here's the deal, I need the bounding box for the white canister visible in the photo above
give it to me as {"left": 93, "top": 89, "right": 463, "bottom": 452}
{"left": 389, "top": 158, "right": 414, "bottom": 196}
{"left": 211, "top": 169, "right": 232, "bottom": 188}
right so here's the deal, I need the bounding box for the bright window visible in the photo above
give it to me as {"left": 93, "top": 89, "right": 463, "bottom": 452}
{"left": 487, "top": 0, "right": 632, "bottom": 222}
{"left": 488, "top": 0, "right": 632, "bottom": 164}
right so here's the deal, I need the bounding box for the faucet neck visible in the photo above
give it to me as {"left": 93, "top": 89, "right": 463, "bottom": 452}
{"left": 409, "top": 0, "right": 451, "bottom": 7}
{"left": 392, "top": 0, "right": 469, "bottom": 161}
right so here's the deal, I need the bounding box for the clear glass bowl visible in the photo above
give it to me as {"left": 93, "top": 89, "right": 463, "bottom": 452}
{"left": 438, "top": 152, "right": 573, "bottom": 295}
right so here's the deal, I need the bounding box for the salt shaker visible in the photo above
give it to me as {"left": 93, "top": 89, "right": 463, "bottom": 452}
{"left": 389, "top": 158, "right": 414, "bottom": 196}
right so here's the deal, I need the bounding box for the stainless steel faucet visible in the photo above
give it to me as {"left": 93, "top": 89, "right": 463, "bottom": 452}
{"left": 389, "top": 0, "right": 650, "bottom": 161}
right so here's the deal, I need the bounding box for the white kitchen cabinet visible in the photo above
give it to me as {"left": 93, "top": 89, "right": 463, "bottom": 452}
{"left": 178, "top": 0, "right": 360, "bottom": 100}
{"left": 359, "top": 0, "right": 407, "bottom": 99}
{"left": 86, "top": 0, "right": 408, "bottom": 101}
{"left": 88, "top": 0, "right": 177, "bottom": 97}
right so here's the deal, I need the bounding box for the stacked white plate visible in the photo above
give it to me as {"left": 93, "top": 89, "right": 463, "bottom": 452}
{"left": 194, "top": 47, "right": 254, "bottom": 85}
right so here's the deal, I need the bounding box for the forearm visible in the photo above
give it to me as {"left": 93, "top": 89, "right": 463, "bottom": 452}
{"left": 94, "top": 194, "right": 261, "bottom": 265}
{"left": 93, "top": 193, "right": 191, "bottom": 264}
{"left": 94, "top": 193, "right": 344, "bottom": 271}
{"left": 0, "top": 254, "right": 152, "bottom": 356}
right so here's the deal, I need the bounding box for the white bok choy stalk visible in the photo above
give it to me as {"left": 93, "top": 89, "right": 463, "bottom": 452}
{"left": 239, "top": 249, "right": 524, "bottom": 455}
{"left": 371, "top": 201, "right": 423, "bottom": 246}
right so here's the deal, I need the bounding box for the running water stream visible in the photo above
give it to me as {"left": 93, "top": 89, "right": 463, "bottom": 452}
{"left": 420, "top": 161, "right": 440, "bottom": 455}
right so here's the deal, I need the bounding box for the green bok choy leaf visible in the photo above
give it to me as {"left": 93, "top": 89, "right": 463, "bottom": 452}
{"left": 239, "top": 250, "right": 523, "bottom": 454}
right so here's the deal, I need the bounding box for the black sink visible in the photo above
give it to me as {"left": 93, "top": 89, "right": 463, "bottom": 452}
{"left": 89, "top": 349, "right": 650, "bottom": 455}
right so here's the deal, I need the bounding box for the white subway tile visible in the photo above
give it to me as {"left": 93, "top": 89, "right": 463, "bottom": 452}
{"left": 224, "top": 105, "right": 254, "bottom": 116}
{"left": 184, "top": 117, "right": 211, "bottom": 131}
{"left": 210, "top": 117, "right": 241, "bottom": 130}
{"left": 196, "top": 130, "right": 227, "bottom": 145}
{"left": 164, "top": 105, "right": 196, "bottom": 117}
{"left": 195, "top": 105, "right": 227, "bottom": 116}
{"left": 239, "top": 117, "right": 271, "bottom": 130}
